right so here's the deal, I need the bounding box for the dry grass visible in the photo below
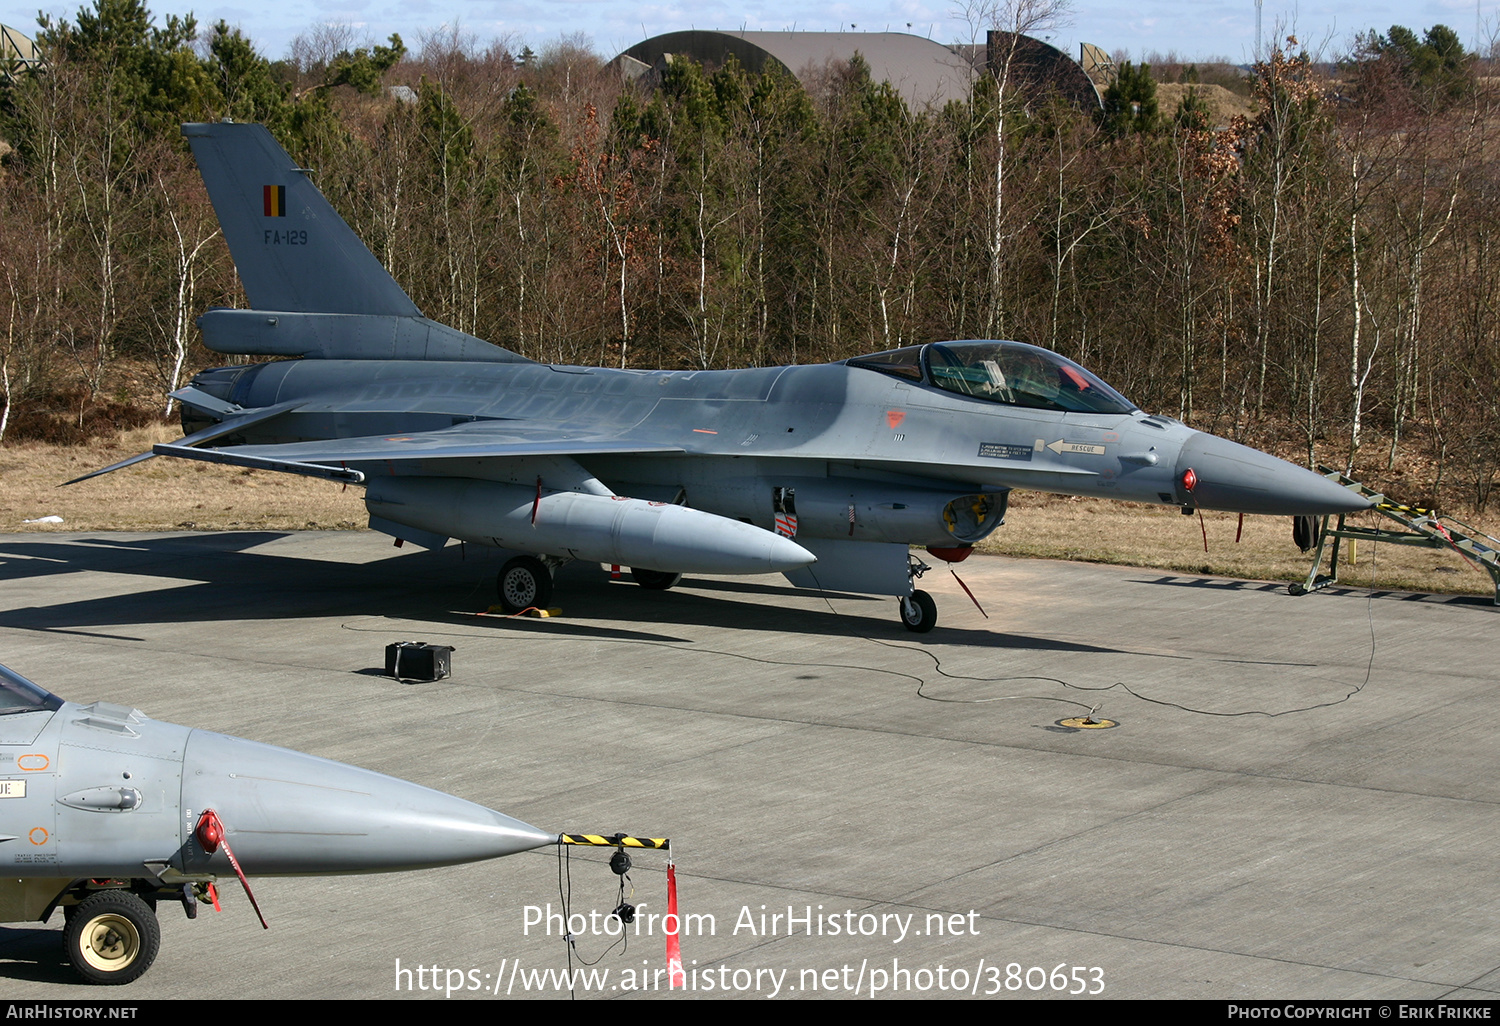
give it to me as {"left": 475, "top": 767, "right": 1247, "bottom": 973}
{"left": 0, "top": 423, "right": 365, "bottom": 532}
{"left": 3, "top": 427, "right": 1495, "bottom": 600}
{"left": 987, "top": 492, "right": 1498, "bottom": 599}
{"left": 1155, "top": 82, "right": 1258, "bottom": 127}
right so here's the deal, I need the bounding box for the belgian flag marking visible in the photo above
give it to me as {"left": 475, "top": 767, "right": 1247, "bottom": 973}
{"left": 263, "top": 184, "right": 286, "bottom": 217}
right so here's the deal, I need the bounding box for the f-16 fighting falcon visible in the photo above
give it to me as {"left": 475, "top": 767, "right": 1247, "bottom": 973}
{"left": 0, "top": 662, "right": 555, "bottom": 984}
{"left": 73, "top": 122, "right": 1370, "bottom": 633}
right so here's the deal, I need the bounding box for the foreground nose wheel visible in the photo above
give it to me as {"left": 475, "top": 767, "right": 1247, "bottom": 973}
{"left": 898, "top": 590, "right": 937, "bottom": 633}
{"left": 65, "top": 890, "right": 160, "bottom": 985}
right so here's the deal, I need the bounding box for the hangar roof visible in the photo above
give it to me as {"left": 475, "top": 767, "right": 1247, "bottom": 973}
{"left": 612, "top": 30, "right": 975, "bottom": 108}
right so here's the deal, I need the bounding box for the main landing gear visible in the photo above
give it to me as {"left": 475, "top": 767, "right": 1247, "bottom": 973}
{"left": 495, "top": 552, "right": 943, "bottom": 632}
{"left": 629, "top": 568, "right": 682, "bottom": 590}
{"left": 496, "top": 558, "right": 687, "bottom": 612}
{"left": 496, "top": 555, "right": 554, "bottom": 613}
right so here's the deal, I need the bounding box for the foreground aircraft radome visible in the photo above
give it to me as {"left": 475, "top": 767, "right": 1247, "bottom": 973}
{"left": 78, "top": 122, "right": 1370, "bottom": 632}
{"left": 0, "top": 662, "right": 554, "bottom": 984}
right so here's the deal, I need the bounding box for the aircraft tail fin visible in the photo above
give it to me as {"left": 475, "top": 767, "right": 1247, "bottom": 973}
{"left": 183, "top": 122, "right": 527, "bottom": 363}
{"left": 185, "top": 121, "right": 417, "bottom": 316}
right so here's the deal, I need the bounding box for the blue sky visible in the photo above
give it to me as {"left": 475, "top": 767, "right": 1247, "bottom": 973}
{"left": 3, "top": 0, "right": 1493, "bottom": 67}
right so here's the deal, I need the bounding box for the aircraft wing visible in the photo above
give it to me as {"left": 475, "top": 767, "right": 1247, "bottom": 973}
{"left": 150, "top": 419, "right": 686, "bottom": 481}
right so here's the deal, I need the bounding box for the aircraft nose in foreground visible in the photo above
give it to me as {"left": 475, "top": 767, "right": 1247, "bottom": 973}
{"left": 1176, "top": 433, "right": 1373, "bottom": 516}
{"left": 179, "top": 731, "right": 556, "bottom": 874}
{"left": 0, "top": 663, "right": 558, "bottom": 985}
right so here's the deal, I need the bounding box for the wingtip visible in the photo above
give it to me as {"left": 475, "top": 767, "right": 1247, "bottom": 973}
{"left": 60, "top": 450, "right": 157, "bottom": 486}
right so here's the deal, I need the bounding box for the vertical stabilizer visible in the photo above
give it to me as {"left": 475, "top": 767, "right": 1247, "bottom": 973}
{"left": 183, "top": 122, "right": 421, "bottom": 317}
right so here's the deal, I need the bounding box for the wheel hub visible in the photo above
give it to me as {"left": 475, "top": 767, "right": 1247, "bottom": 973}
{"left": 502, "top": 572, "right": 537, "bottom": 607}
{"left": 81, "top": 914, "right": 140, "bottom": 971}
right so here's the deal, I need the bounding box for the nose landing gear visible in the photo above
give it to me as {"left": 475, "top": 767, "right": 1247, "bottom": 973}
{"left": 898, "top": 591, "right": 937, "bottom": 632}
{"left": 897, "top": 555, "right": 937, "bottom": 633}
{"left": 64, "top": 890, "right": 160, "bottom": 985}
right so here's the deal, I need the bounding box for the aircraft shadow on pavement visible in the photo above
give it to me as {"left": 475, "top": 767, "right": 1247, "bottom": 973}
{"left": 0, "top": 925, "right": 73, "bottom": 985}
{"left": 435, "top": 560, "right": 1134, "bottom": 652}
{"left": 0, "top": 532, "right": 290, "bottom": 584}
{"left": 0, "top": 534, "right": 1146, "bottom": 655}
{"left": 1130, "top": 572, "right": 1492, "bottom": 607}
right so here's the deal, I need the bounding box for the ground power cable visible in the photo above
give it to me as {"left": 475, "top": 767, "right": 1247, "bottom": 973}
{"left": 806, "top": 552, "right": 1381, "bottom": 719}
{"left": 342, "top": 543, "right": 1381, "bottom": 722}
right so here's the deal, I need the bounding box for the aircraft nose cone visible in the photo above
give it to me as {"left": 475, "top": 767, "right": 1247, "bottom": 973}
{"left": 180, "top": 731, "right": 555, "bottom": 875}
{"left": 1176, "top": 433, "right": 1373, "bottom": 515}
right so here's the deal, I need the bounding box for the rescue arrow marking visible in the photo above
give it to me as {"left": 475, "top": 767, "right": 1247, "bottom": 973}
{"left": 1046, "top": 439, "right": 1107, "bottom": 456}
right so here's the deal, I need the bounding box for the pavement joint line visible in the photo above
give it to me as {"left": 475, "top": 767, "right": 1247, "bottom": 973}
{"left": 886, "top": 782, "right": 1232, "bottom": 894}
{"left": 929, "top": 912, "right": 1499, "bottom": 992}
{"left": 513, "top": 852, "right": 1497, "bottom": 995}
{"left": 1452, "top": 965, "right": 1500, "bottom": 996}
{"left": 407, "top": 674, "right": 1500, "bottom": 811}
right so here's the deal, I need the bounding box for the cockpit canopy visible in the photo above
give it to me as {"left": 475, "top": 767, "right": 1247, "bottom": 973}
{"left": 847, "top": 340, "right": 1138, "bottom": 416}
{"left": 0, "top": 664, "right": 63, "bottom": 716}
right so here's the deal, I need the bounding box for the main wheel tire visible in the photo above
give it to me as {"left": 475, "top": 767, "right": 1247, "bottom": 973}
{"left": 65, "top": 890, "right": 160, "bottom": 985}
{"left": 898, "top": 590, "right": 938, "bottom": 633}
{"left": 630, "top": 568, "right": 682, "bottom": 591}
{"left": 497, "top": 556, "right": 553, "bottom": 613}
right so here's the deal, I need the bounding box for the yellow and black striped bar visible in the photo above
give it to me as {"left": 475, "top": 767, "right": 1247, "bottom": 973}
{"left": 1378, "top": 500, "right": 1436, "bottom": 517}
{"left": 561, "top": 833, "right": 670, "bottom": 851}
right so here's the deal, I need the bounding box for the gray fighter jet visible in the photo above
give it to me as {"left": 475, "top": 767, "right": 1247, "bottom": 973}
{"left": 0, "top": 662, "right": 554, "bottom": 984}
{"left": 77, "top": 122, "right": 1370, "bottom": 632}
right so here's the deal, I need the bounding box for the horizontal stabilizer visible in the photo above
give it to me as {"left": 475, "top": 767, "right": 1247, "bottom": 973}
{"left": 62, "top": 400, "right": 303, "bottom": 485}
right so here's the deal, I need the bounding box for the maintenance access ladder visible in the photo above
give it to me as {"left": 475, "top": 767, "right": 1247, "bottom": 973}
{"left": 1291, "top": 467, "right": 1500, "bottom": 605}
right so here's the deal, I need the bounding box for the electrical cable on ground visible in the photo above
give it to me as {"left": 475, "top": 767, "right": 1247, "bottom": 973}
{"left": 342, "top": 545, "right": 1382, "bottom": 721}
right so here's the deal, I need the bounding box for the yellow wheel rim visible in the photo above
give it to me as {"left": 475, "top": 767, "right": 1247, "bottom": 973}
{"left": 80, "top": 913, "right": 141, "bottom": 972}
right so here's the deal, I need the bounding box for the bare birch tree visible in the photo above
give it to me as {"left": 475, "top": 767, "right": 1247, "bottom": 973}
{"left": 955, "top": 0, "right": 1073, "bottom": 338}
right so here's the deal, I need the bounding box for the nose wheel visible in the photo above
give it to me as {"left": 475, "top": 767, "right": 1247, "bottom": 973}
{"left": 65, "top": 890, "right": 160, "bottom": 985}
{"left": 897, "top": 552, "right": 938, "bottom": 632}
{"left": 898, "top": 590, "right": 937, "bottom": 633}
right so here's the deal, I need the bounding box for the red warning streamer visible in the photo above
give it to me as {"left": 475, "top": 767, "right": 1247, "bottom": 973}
{"left": 666, "top": 861, "right": 685, "bottom": 988}
{"left": 196, "top": 809, "right": 269, "bottom": 930}
{"left": 949, "top": 567, "right": 988, "bottom": 619}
